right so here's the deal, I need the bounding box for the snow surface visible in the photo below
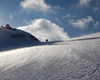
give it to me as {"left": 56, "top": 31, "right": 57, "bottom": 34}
{"left": 0, "top": 27, "right": 39, "bottom": 51}
{"left": 0, "top": 29, "right": 100, "bottom": 80}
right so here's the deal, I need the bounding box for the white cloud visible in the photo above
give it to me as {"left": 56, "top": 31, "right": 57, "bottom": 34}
{"left": 18, "top": 18, "right": 69, "bottom": 41}
{"left": 9, "top": 14, "right": 13, "bottom": 19}
{"left": 93, "top": 7, "right": 99, "bottom": 11}
{"left": 63, "top": 14, "right": 71, "bottom": 19}
{"left": 94, "top": 21, "right": 99, "bottom": 29}
{"left": 79, "top": 0, "right": 91, "bottom": 6}
{"left": 54, "top": 5, "right": 63, "bottom": 10}
{"left": 63, "top": 14, "right": 76, "bottom": 19}
{"left": 20, "top": 0, "right": 51, "bottom": 12}
{"left": 23, "top": 20, "right": 29, "bottom": 25}
{"left": 69, "top": 16, "right": 93, "bottom": 29}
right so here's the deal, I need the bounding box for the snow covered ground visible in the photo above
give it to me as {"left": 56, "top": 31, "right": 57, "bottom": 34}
{"left": 0, "top": 31, "right": 100, "bottom": 80}
{"left": 0, "top": 27, "right": 39, "bottom": 51}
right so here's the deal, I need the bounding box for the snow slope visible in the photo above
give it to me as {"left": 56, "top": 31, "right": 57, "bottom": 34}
{"left": 0, "top": 32, "right": 100, "bottom": 80}
{"left": 0, "top": 27, "right": 39, "bottom": 51}
{"left": 70, "top": 32, "right": 100, "bottom": 40}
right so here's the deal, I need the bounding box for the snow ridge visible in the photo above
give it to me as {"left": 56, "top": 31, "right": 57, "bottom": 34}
{"left": 0, "top": 27, "right": 39, "bottom": 51}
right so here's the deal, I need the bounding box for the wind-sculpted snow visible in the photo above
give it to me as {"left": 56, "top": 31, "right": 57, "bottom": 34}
{"left": 0, "top": 35, "right": 100, "bottom": 80}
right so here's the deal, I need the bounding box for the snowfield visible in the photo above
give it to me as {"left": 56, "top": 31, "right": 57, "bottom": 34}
{"left": 0, "top": 27, "right": 39, "bottom": 51}
{"left": 0, "top": 27, "right": 100, "bottom": 80}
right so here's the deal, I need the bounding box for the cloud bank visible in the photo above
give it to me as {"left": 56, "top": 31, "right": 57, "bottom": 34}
{"left": 18, "top": 19, "right": 69, "bottom": 41}
{"left": 20, "top": 0, "right": 51, "bottom": 12}
{"left": 69, "top": 16, "right": 93, "bottom": 29}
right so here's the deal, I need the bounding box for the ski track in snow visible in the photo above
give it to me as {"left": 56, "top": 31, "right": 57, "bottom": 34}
{"left": 0, "top": 38, "right": 100, "bottom": 80}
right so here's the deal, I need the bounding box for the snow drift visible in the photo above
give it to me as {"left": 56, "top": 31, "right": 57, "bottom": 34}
{"left": 0, "top": 31, "right": 100, "bottom": 80}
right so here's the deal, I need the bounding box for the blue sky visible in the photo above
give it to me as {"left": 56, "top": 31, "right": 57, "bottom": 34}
{"left": 0, "top": 0, "right": 100, "bottom": 41}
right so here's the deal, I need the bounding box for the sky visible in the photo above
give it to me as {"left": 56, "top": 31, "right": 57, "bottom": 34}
{"left": 0, "top": 0, "right": 100, "bottom": 41}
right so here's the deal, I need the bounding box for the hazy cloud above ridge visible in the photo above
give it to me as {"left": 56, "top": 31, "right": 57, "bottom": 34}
{"left": 18, "top": 18, "right": 69, "bottom": 41}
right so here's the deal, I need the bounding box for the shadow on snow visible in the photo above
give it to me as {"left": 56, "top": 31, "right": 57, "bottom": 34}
{"left": 0, "top": 36, "right": 100, "bottom": 52}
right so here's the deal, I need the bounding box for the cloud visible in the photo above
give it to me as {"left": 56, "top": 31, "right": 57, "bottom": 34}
{"left": 54, "top": 5, "right": 64, "bottom": 10}
{"left": 23, "top": 20, "right": 29, "bottom": 25}
{"left": 20, "top": 0, "right": 51, "bottom": 12}
{"left": 18, "top": 18, "right": 69, "bottom": 41}
{"left": 69, "top": 16, "right": 93, "bottom": 29}
{"left": 63, "top": 14, "right": 76, "bottom": 19}
{"left": 9, "top": 14, "right": 13, "bottom": 19}
{"left": 63, "top": 14, "right": 71, "bottom": 19}
{"left": 78, "top": 0, "right": 91, "bottom": 6}
{"left": 93, "top": 7, "right": 99, "bottom": 11}
{"left": 94, "top": 21, "right": 99, "bottom": 29}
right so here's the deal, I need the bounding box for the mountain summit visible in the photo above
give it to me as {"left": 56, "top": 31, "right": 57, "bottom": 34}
{"left": 0, "top": 25, "right": 39, "bottom": 51}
